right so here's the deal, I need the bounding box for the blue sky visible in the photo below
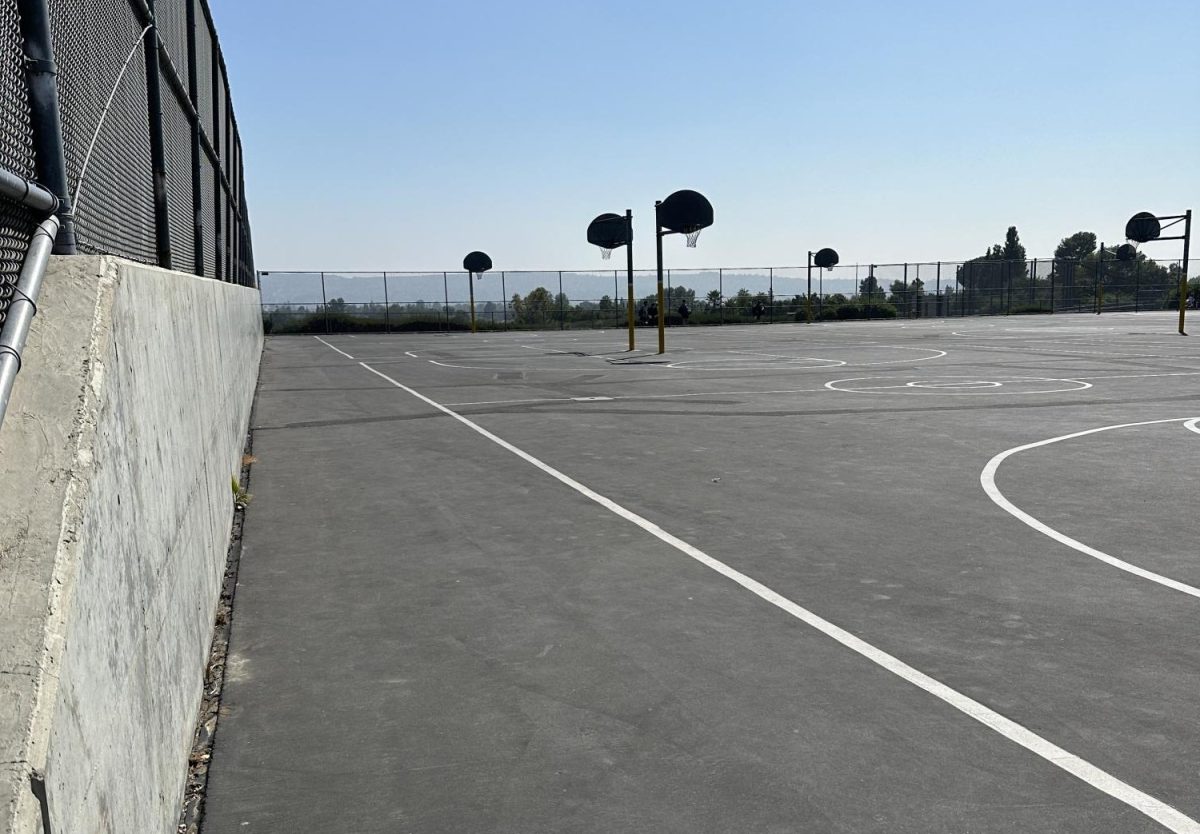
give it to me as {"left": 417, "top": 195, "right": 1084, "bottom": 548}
{"left": 211, "top": 0, "right": 1199, "bottom": 271}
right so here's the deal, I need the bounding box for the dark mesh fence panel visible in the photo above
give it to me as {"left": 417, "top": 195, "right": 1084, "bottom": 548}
{"left": 50, "top": 0, "right": 156, "bottom": 262}
{"left": 0, "top": 0, "right": 34, "bottom": 179}
{"left": 162, "top": 81, "right": 195, "bottom": 272}
{"left": 193, "top": 11, "right": 214, "bottom": 137}
{"left": 199, "top": 150, "right": 216, "bottom": 278}
{"left": 153, "top": 0, "right": 188, "bottom": 71}
{"left": 0, "top": 0, "right": 255, "bottom": 324}
{"left": 0, "top": 200, "right": 37, "bottom": 326}
{"left": 0, "top": 0, "right": 35, "bottom": 325}
{"left": 223, "top": 182, "right": 231, "bottom": 279}
{"left": 215, "top": 67, "right": 226, "bottom": 164}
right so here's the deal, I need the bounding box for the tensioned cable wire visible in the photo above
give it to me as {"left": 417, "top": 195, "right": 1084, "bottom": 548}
{"left": 71, "top": 24, "right": 153, "bottom": 213}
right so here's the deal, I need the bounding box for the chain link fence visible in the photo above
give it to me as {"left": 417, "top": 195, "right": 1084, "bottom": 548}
{"left": 0, "top": 0, "right": 254, "bottom": 327}
{"left": 260, "top": 257, "right": 1198, "bottom": 334}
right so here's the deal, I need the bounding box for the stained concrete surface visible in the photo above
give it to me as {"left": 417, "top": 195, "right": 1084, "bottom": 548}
{"left": 0, "top": 258, "right": 261, "bottom": 834}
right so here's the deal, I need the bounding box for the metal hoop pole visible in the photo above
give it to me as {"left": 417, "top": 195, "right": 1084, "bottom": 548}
{"left": 468, "top": 271, "right": 477, "bottom": 333}
{"left": 626, "top": 209, "right": 635, "bottom": 350}
{"left": 655, "top": 201, "right": 665, "bottom": 354}
{"left": 1179, "top": 210, "right": 1191, "bottom": 335}
{"left": 805, "top": 252, "right": 813, "bottom": 323}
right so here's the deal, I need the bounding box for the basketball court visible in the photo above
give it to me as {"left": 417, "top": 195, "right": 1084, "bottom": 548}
{"left": 203, "top": 312, "right": 1200, "bottom": 833}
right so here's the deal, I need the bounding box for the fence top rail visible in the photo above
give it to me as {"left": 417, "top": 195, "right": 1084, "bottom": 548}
{"left": 259, "top": 256, "right": 1190, "bottom": 278}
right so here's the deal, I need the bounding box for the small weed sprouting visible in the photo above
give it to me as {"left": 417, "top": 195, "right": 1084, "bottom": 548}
{"left": 230, "top": 474, "right": 253, "bottom": 508}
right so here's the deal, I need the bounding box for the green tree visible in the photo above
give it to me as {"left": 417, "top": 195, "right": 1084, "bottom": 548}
{"left": 1006, "top": 227, "right": 1030, "bottom": 286}
{"left": 957, "top": 227, "right": 1028, "bottom": 297}
{"left": 1055, "top": 231, "right": 1097, "bottom": 262}
{"left": 859, "top": 272, "right": 883, "bottom": 299}
{"left": 667, "top": 284, "right": 697, "bottom": 306}
{"left": 1002, "top": 226, "right": 1026, "bottom": 263}
{"left": 513, "top": 287, "right": 555, "bottom": 324}
{"left": 727, "top": 288, "right": 753, "bottom": 309}
{"left": 706, "top": 289, "right": 722, "bottom": 311}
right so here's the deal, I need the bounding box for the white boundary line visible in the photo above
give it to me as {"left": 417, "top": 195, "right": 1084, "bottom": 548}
{"left": 981, "top": 418, "right": 1200, "bottom": 599}
{"left": 314, "top": 336, "right": 353, "bottom": 359}
{"left": 824, "top": 376, "right": 1092, "bottom": 395}
{"left": 346, "top": 351, "right": 1199, "bottom": 832}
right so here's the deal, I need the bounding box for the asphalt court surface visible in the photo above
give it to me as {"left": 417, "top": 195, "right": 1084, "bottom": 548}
{"left": 205, "top": 312, "right": 1200, "bottom": 833}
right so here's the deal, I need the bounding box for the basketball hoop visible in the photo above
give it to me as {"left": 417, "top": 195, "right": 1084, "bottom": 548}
{"left": 813, "top": 248, "right": 840, "bottom": 270}
{"left": 587, "top": 213, "right": 631, "bottom": 260}
{"left": 685, "top": 229, "right": 702, "bottom": 248}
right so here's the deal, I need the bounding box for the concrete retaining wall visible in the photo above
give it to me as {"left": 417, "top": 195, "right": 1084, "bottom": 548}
{"left": 0, "top": 257, "right": 262, "bottom": 834}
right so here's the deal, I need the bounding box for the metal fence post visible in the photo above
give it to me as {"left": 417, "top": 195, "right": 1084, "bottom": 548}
{"left": 558, "top": 270, "right": 564, "bottom": 330}
{"left": 442, "top": 271, "right": 449, "bottom": 331}
{"left": 320, "top": 272, "right": 328, "bottom": 333}
{"left": 17, "top": 0, "right": 77, "bottom": 253}
{"left": 768, "top": 267, "right": 774, "bottom": 322}
{"left": 184, "top": 0, "right": 204, "bottom": 275}
{"left": 142, "top": 0, "right": 172, "bottom": 268}
{"left": 207, "top": 18, "right": 222, "bottom": 281}
{"left": 719, "top": 268, "right": 724, "bottom": 326}
{"left": 382, "top": 272, "right": 390, "bottom": 333}
{"left": 613, "top": 270, "right": 619, "bottom": 329}
{"left": 501, "top": 271, "right": 507, "bottom": 329}
{"left": 1134, "top": 258, "right": 1141, "bottom": 312}
{"left": 1003, "top": 259, "right": 1012, "bottom": 314}
{"left": 935, "top": 262, "right": 941, "bottom": 316}
{"left": 667, "top": 269, "right": 673, "bottom": 323}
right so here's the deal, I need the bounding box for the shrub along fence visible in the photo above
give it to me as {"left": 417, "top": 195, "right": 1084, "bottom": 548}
{"left": 260, "top": 257, "right": 1196, "bottom": 334}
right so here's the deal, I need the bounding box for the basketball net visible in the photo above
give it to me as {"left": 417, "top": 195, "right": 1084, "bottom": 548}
{"left": 600, "top": 247, "right": 614, "bottom": 260}
{"left": 685, "top": 229, "right": 702, "bottom": 248}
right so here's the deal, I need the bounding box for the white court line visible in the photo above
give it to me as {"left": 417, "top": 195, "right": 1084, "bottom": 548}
{"left": 727, "top": 349, "right": 836, "bottom": 360}
{"left": 344, "top": 351, "right": 1200, "bottom": 831}
{"left": 404, "top": 351, "right": 419, "bottom": 358}
{"left": 1186, "top": 419, "right": 1200, "bottom": 436}
{"left": 981, "top": 418, "right": 1200, "bottom": 600}
{"left": 313, "top": 336, "right": 353, "bottom": 359}
{"left": 856, "top": 346, "right": 947, "bottom": 365}
{"left": 824, "top": 376, "right": 1091, "bottom": 395}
